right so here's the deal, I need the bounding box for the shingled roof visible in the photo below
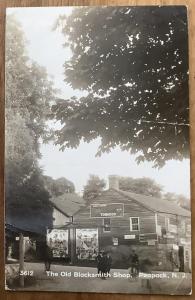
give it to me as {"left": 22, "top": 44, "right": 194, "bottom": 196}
{"left": 50, "top": 193, "right": 85, "bottom": 217}
{"left": 50, "top": 188, "right": 190, "bottom": 218}
{"left": 116, "top": 189, "right": 191, "bottom": 217}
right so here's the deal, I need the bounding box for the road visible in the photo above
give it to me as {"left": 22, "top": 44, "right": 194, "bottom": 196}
{"left": 7, "top": 262, "right": 192, "bottom": 295}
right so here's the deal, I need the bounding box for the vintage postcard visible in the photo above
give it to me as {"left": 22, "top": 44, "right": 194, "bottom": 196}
{"left": 5, "top": 6, "right": 191, "bottom": 294}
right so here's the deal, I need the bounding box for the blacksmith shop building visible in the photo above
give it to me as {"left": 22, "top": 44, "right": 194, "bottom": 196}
{"left": 48, "top": 176, "right": 191, "bottom": 272}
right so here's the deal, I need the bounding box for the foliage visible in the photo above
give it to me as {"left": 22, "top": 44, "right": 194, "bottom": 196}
{"left": 83, "top": 175, "right": 106, "bottom": 201}
{"left": 52, "top": 6, "right": 189, "bottom": 167}
{"left": 6, "top": 15, "right": 57, "bottom": 156}
{"left": 5, "top": 15, "right": 56, "bottom": 230}
{"left": 163, "top": 192, "right": 190, "bottom": 210}
{"left": 118, "top": 176, "right": 190, "bottom": 208}
{"left": 119, "top": 176, "right": 163, "bottom": 198}
{"left": 43, "top": 176, "right": 75, "bottom": 197}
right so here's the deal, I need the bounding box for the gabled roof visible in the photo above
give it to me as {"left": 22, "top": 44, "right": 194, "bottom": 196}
{"left": 116, "top": 189, "right": 191, "bottom": 217}
{"left": 50, "top": 193, "right": 85, "bottom": 217}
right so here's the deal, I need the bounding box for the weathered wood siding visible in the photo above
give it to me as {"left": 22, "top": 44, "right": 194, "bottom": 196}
{"left": 72, "top": 190, "right": 191, "bottom": 271}
{"left": 52, "top": 207, "right": 70, "bottom": 227}
{"left": 156, "top": 212, "right": 191, "bottom": 245}
{"left": 74, "top": 189, "right": 157, "bottom": 238}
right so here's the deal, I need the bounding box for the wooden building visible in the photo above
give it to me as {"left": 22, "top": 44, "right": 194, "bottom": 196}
{"left": 71, "top": 176, "right": 191, "bottom": 272}
{"left": 47, "top": 193, "right": 83, "bottom": 260}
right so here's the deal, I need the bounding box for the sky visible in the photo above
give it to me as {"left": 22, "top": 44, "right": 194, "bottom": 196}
{"left": 7, "top": 7, "right": 190, "bottom": 197}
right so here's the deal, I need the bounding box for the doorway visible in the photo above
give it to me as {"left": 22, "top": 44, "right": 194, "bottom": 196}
{"left": 178, "top": 245, "right": 184, "bottom": 272}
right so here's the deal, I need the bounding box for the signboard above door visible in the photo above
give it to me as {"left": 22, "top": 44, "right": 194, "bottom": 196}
{"left": 90, "top": 203, "right": 124, "bottom": 218}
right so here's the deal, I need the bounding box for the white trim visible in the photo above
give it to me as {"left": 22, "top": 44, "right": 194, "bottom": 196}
{"left": 155, "top": 213, "right": 162, "bottom": 236}
{"left": 130, "top": 217, "right": 140, "bottom": 231}
{"left": 155, "top": 213, "right": 158, "bottom": 232}
{"left": 165, "top": 216, "right": 170, "bottom": 230}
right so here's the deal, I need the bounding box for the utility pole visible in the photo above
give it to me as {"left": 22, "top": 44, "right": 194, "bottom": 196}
{"left": 19, "top": 232, "right": 25, "bottom": 287}
{"left": 69, "top": 216, "right": 76, "bottom": 265}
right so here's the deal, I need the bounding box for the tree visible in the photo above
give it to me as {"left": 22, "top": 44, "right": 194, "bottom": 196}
{"left": 6, "top": 15, "right": 57, "bottom": 156}
{"left": 5, "top": 114, "right": 53, "bottom": 232}
{"left": 52, "top": 6, "right": 189, "bottom": 167}
{"left": 163, "top": 192, "right": 190, "bottom": 210}
{"left": 119, "top": 176, "right": 163, "bottom": 197}
{"left": 83, "top": 175, "right": 106, "bottom": 201}
{"left": 44, "top": 176, "right": 75, "bottom": 197}
{"left": 5, "top": 15, "right": 56, "bottom": 232}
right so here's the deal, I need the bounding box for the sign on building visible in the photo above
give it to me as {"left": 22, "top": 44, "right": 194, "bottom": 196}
{"left": 148, "top": 240, "right": 156, "bottom": 246}
{"left": 76, "top": 228, "right": 98, "bottom": 260}
{"left": 112, "top": 237, "right": 118, "bottom": 245}
{"left": 139, "top": 233, "right": 158, "bottom": 242}
{"left": 168, "top": 224, "right": 177, "bottom": 233}
{"left": 124, "top": 234, "right": 136, "bottom": 239}
{"left": 47, "top": 229, "right": 68, "bottom": 258}
{"left": 90, "top": 203, "right": 124, "bottom": 218}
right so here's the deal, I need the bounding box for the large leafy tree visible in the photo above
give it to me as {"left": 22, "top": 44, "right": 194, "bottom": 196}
{"left": 52, "top": 6, "right": 189, "bottom": 167}
{"left": 119, "top": 176, "right": 163, "bottom": 198}
{"left": 5, "top": 15, "right": 56, "bottom": 232}
{"left": 119, "top": 177, "right": 189, "bottom": 208}
{"left": 6, "top": 15, "right": 57, "bottom": 156}
{"left": 83, "top": 175, "right": 106, "bottom": 202}
{"left": 43, "top": 176, "right": 75, "bottom": 197}
{"left": 163, "top": 192, "right": 190, "bottom": 210}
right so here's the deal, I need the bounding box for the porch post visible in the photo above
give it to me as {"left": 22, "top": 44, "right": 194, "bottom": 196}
{"left": 70, "top": 226, "right": 76, "bottom": 264}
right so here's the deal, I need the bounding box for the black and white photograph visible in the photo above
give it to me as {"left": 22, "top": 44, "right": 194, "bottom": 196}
{"left": 5, "top": 6, "right": 191, "bottom": 295}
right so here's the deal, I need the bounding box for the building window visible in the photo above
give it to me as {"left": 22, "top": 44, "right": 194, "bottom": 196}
{"left": 130, "top": 217, "right": 140, "bottom": 231}
{"left": 103, "top": 218, "right": 111, "bottom": 232}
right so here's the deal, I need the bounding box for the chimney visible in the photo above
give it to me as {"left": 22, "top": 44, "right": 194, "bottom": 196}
{"left": 108, "top": 175, "right": 119, "bottom": 190}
